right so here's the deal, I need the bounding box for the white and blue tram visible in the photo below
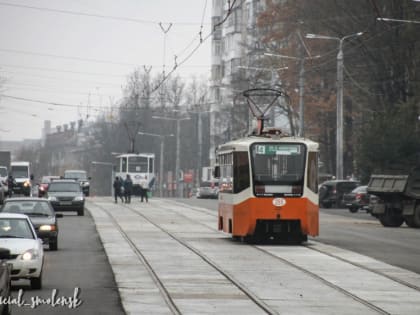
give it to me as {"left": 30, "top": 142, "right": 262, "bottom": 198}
{"left": 115, "top": 153, "right": 155, "bottom": 195}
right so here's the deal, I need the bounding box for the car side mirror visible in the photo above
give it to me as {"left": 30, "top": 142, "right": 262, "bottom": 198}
{"left": 55, "top": 213, "right": 63, "bottom": 218}
{"left": 0, "top": 248, "right": 11, "bottom": 260}
{"left": 88, "top": 177, "right": 92, "bottom": 180}
{"left": 30, "top": 174, "right": 34, "bottom": 180}
{"left": 213, "top": 166, "right": 220, "bottom": 179}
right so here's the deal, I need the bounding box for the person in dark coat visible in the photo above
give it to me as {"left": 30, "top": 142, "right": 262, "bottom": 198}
{"left": 123, "top": 174, "right": 133, "bottom": 204}
{"left": 139, "top": 176, "right": 148, "bottom": 202}
{"left": 113, "top": 177, "right": 124, "bottom": 203}
{"left": 6, "top": 175, "right": 15, "bottom": 198}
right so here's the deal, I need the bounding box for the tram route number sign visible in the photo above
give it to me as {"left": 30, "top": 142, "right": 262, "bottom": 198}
{"left": 256, "top": 144, "right": 300, "bottom": 155}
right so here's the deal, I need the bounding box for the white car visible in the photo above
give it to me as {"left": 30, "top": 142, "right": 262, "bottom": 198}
{"left": 0, "top": 213, "right": 44, "bottom": 289}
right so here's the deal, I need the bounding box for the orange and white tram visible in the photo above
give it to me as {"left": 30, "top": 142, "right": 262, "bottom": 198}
{"left": 215, "top": 130, "right": 319, "bottom": 243}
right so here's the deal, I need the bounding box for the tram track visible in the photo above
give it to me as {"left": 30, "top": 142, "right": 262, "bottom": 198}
{"left": 94, "top": 202, "right": 278, "bottom": 315}
{"left": 143, "top": 199, "right": 420, "bottom": 314}
{"left": 169, "top": 200, "right": 420, "bottom": 293}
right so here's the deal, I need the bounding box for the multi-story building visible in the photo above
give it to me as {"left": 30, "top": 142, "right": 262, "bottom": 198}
{"left": 209, "top": 0, "right": 266, "bottom": 163}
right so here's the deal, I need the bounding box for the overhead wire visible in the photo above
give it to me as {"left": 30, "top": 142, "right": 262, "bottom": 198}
{"left": 0, "top": 1, "right": 207, "bottom": 26}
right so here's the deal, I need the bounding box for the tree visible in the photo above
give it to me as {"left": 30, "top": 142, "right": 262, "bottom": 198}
{"left": 257, "top": 0, "right": 420, "bottom": 178}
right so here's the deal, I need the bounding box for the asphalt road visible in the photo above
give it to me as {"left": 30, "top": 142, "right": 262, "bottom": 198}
{"left": 178, "top": 198, "right": 420, "bottom": 274}
{"left": 10, "top": 210, "right": 125, "bottom": 315}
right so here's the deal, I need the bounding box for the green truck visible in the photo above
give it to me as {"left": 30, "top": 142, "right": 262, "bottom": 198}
{"left": 367, "top": 167, "right": 420, "bottom": 228}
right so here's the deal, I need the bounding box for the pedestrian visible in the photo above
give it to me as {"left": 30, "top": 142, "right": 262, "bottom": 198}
{"left": 113, "top": 176, "right": 123, "bottom": 203}
{"left": 123, "top": 174, "right": 133, "bottom": 204}
{"left": 139, "top": 176, "right": 148, "bottom": 202}
{"left": 6, "top": 175, "right": 15, "bottom": 198}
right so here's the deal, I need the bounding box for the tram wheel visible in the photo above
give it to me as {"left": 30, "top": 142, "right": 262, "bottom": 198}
{"left": 378, "top": 208, "right": 404, "bottom": 227}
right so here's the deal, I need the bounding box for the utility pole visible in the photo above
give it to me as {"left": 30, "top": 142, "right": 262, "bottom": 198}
{"left": 152, "top": 115, "right": 190, "bottom": 197}
{"left": 138, "top": 132, "right": 174, "bottom": 197}
{"left": 306, "top": 32, "right": 363, "bottom": 179}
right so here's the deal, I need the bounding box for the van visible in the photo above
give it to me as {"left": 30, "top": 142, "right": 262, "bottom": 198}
{"left": 10, "top": 161, "right": 33, "bottom": 196}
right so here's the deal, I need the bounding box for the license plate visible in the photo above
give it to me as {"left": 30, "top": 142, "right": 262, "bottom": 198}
{"left": 60, "top": 201, "right": 72, "bottom": 205}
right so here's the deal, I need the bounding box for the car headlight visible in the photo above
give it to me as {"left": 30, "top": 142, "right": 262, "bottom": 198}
{"left": 39, "top": 225, "right": 56, "bottom": 231}
{"left": 73, "top": 196, "right": 84, "bottom": 201}
{"left": 39, "top": 186, "right": 45, "bottom": 191}
{"left": 21, "top": 249, "right": 39, "bottom": 261}
{"left": 48, "top": 196, "right": 58, "bottom": 201}
{"left": 23, "top": 180, "right": 31, "bottom": 187}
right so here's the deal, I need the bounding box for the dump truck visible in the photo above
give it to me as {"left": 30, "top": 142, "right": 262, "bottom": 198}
{"left": 367, "top": 167, "right": 420, "bottom": 228}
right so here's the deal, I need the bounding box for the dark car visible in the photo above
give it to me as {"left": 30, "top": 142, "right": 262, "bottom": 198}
{"left": 319, "top": 180, "right": 360, "bottom": 208}
{"left": 0, "top": 248, "right": 11, "bottom": 315}
{"left": 63, "top": 170, "right": 90, "bottom": 196}
{"left": 343, "top": 185, "right": 371, "bottom": 213}
{"left": 197, "top": 181, "right": 219, "bottom": 199}
{"left": 0, "top": 197, "right": 62, "bottom": 250}
{"left": 47, "top": 179, "right": 85, "bottom": 216}
{"left": 38, "top": 175, "right": 60, "bottom": 198}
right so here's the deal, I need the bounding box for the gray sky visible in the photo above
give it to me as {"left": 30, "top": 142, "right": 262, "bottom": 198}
{"left": 0, "top": 0, "right": 211, "bottom": 141}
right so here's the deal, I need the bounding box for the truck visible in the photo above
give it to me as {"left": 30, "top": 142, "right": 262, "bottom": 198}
{"left": 367, "top": 166, "right": 420, "bottom": 228}
{"left": 0, "top": 151, "right": 11, "bottom": 182}
{"left": 10, "top": 161, "right": 33, "bottom": 196}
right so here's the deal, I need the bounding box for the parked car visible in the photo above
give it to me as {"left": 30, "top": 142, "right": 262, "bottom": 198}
{"left": 0, "top": 213, "right": 44, "bottom": 289}
{"left": 319, "top": 180, "right": 360, "bottom": 208}
{"left": 1, "top": 197, "right": 62, "bottom": 250}
{"left": 47, "top": 179, "right": 85, "bottom": 216}
{"left": 197, "top": 181, "right": 219, "bottom": 199}
{"left": 38, "top": 175, "right": 60, "bottom": 198}
{"left": 63, "top": 170, "right": 90, "bottom": 196}
{"left": 0, "top": 247, "right": 12, "bottom": 315}
{"left": 0, "top": 181, "right": 5, "bottom": 205}
{"left": 343, "top": 185, "right": 371, "bottom": 213}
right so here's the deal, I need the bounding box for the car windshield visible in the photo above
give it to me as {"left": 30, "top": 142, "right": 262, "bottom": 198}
{"left": 0, "top": 218, "right": 34, "bottom": 239}
{"left": 11, "top": 166, "right": 29, "bottom": 178}
{"left": 200, "top": 182, "right": 218, "bottom": 188}
{"left": 352, "top": 186, "right": 367, "bottom": 193}
{"left": 2, "top": 201, "right": 53, "bottom": 216}
{"left": 49, "top": 182, "right": 80, "bottom": 192}
{"left": 0, "top": 168, "right": 7, "bottom": 177}
{"left": 64, "top": 172, "right": 87, "bottom": 180}
{"left": 41, "top": 176, "right": 59, "bottom": 184}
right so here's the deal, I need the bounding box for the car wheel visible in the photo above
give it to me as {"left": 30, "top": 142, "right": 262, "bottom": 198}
{"left": 49, "top": 238, "right": 58, "bottom": 251}
{"left": 322, "top": 202, "right": 331, "bottom": 209}
{"left": 349, "top": 206, "right": 359, "bottom": 213}
{"left": 77, "top": 208, "right": 84, "bottom": 216}
{"left": 1, "top": 303, "right": 10, "bottom": 315}
{"left": 30, "top": 272, "right": 42, "bottom": 290}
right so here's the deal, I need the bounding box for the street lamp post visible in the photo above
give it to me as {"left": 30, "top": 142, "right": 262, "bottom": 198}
{"left": 138, "top": 131, "right": 174, "bottom": 197}
{"left": 152, "top": 115, "right": 190, "bottom": 197}
{"left": 305, "top": 32, "right": 363, "bottom": 179}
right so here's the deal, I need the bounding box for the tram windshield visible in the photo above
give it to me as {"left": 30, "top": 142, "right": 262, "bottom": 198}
{"left": 251, "top": 143, "right": 306, "bottom": 197}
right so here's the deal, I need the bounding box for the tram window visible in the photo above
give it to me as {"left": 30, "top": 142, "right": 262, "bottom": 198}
{"left": 233, "top": 152, "right": 250, "bottom": 193}
{"left": 121, "top": 157, "right": 127, "bottom": 172}
{"left": 149, "top": 158, "right": 154, "bottom": 173}
{"left": 128, "top": 156, "right": 148, "bottom": 172}
{"left": 307, "top": 152, "right": 318, "bottom": 193}
{"left": 251, "top": 143, "right": 306, "bottom": 196}
{"left": 218, "top": 153, "right": 233, "bottom": 193}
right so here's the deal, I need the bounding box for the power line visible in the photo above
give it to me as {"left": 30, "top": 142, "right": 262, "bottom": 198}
{"left": 152, "top": 0, "right": 237, "bottom": 93}
{"left": 0, "top": 47, "right": 139, "bottom": 67}
{"left": 0, "top": 2, "right": 207, "bottom": 26}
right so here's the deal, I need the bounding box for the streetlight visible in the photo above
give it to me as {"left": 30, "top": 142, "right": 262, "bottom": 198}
{"left": 152, "top": 115, "right": 190, "bottom": 198}
{"left": 264, "top": 53, "right": 320, "bottom": 136}
{"left": 306, "top": 31, "right": 363, "bottom": 179}
{"left": 137, "top": 131, "right": 174, "bottom": 197}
